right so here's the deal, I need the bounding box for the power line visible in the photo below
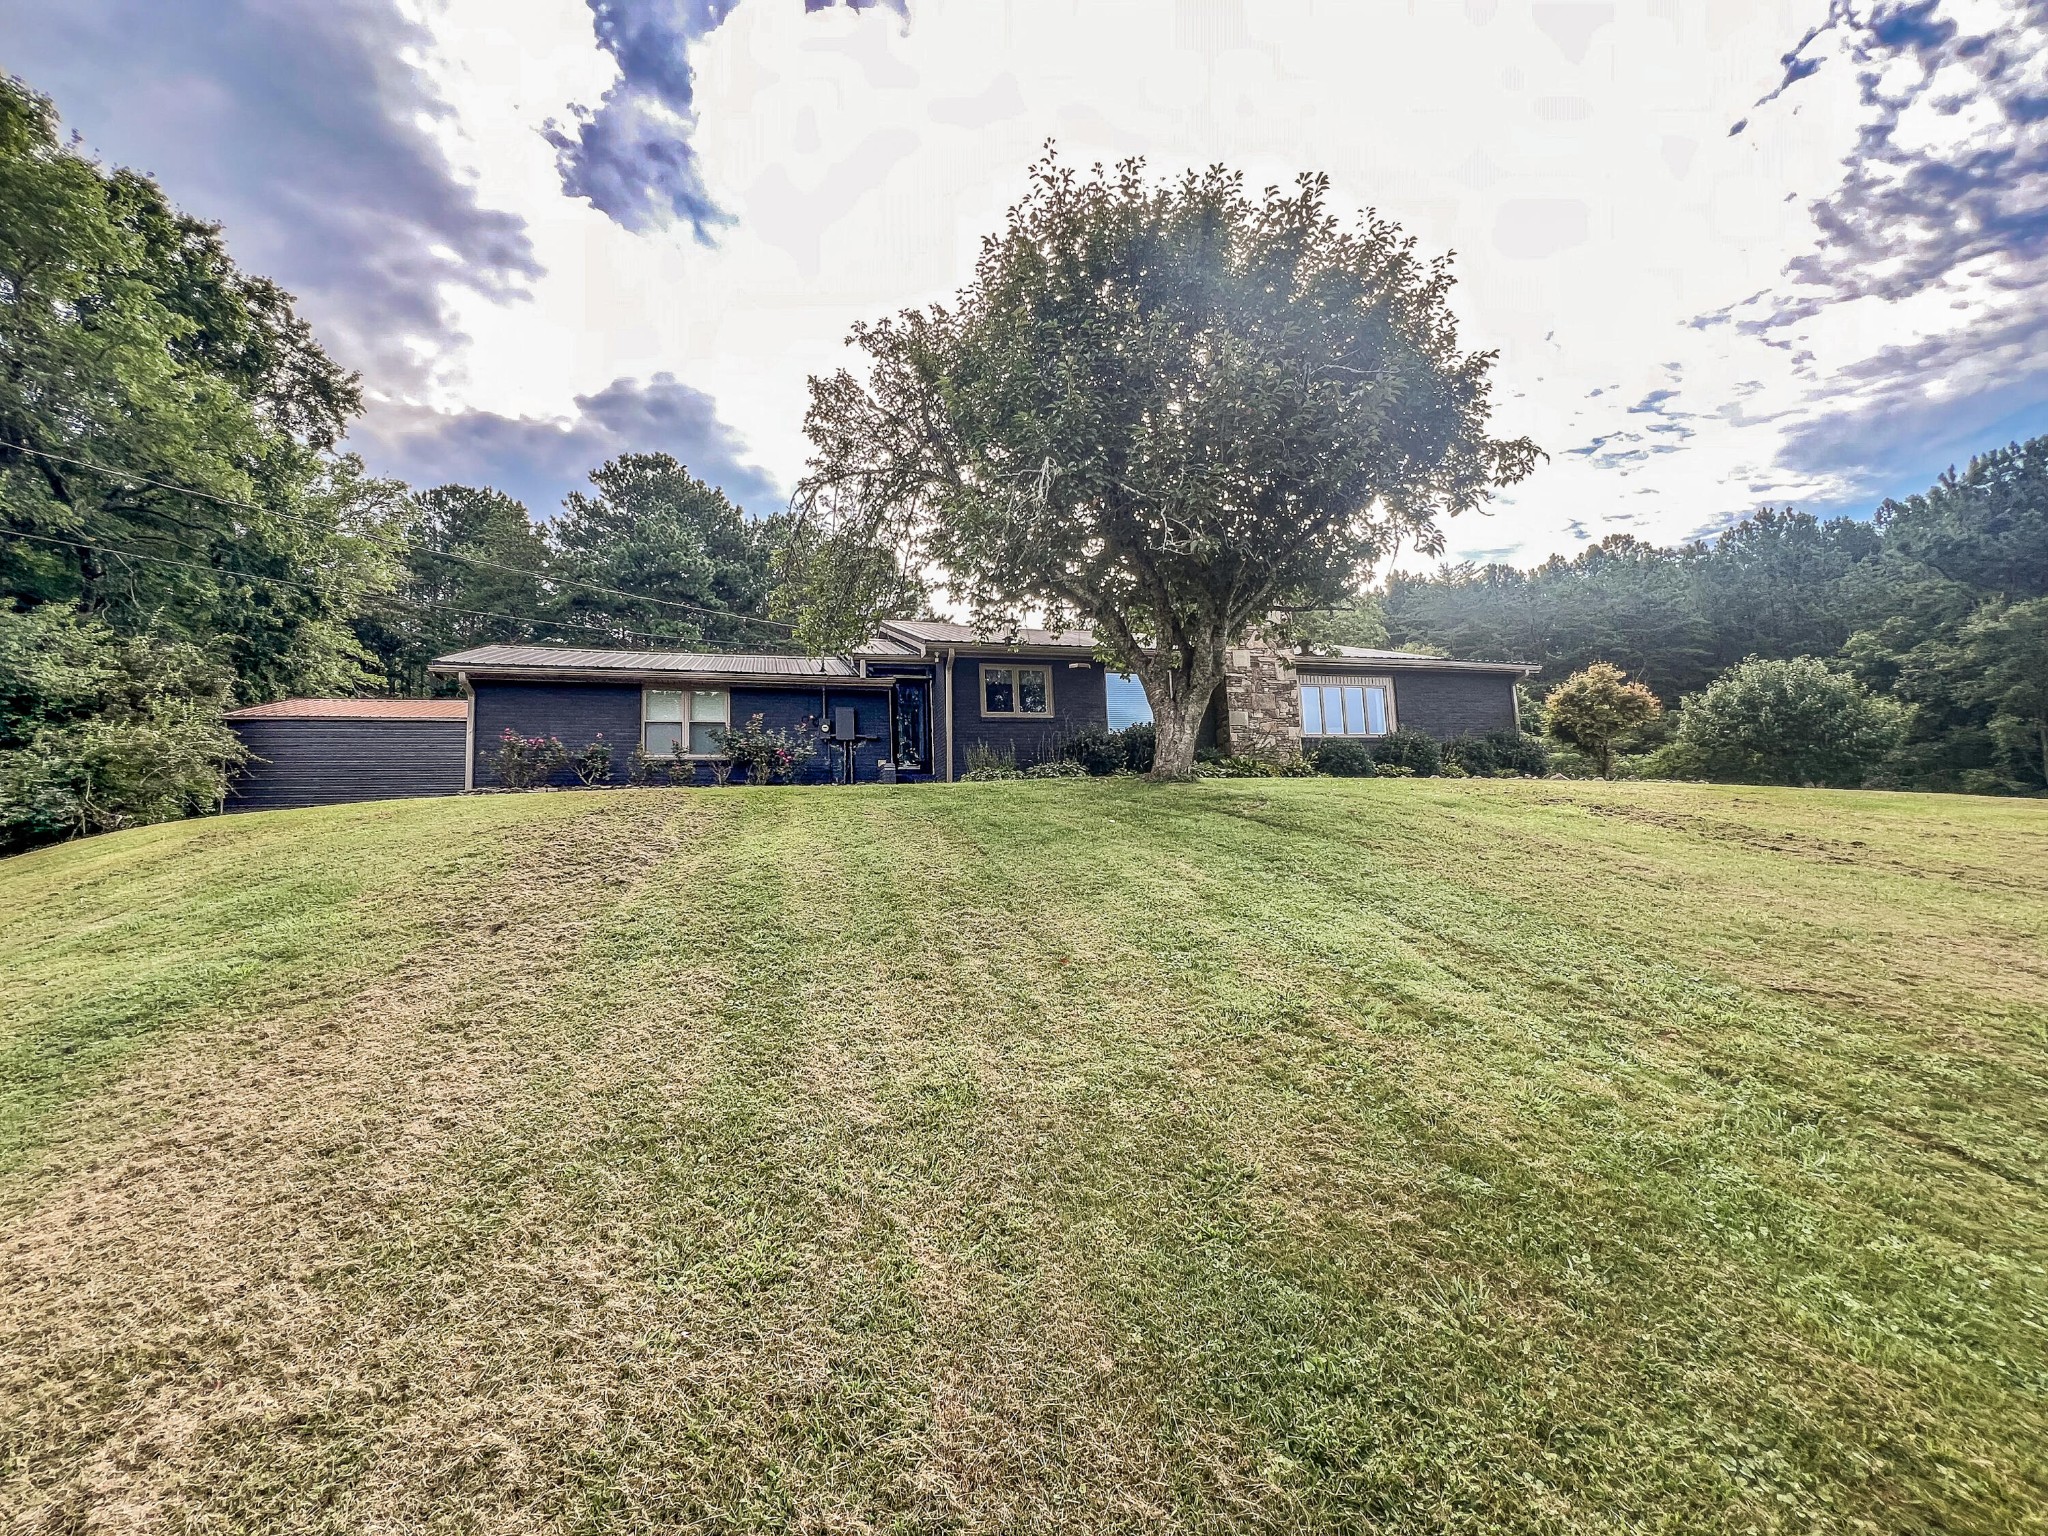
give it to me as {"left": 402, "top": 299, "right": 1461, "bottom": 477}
{"left": 0, "top": 438, "right": 799, "bottom": 636}
{"left": 0, "top": 527, "right": 763, "bottom": 651}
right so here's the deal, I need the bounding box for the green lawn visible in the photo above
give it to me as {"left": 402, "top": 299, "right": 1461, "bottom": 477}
{"left": 1, "top": 779, "right": 2043, "bottom": 1532}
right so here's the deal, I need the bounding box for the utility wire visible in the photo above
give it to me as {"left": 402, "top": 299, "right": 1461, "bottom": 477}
{"left": 0, "top": 438, "right": 799, "bottom": 637}
{"left": 1, "top": 527, "right": 762, "bottom": 651}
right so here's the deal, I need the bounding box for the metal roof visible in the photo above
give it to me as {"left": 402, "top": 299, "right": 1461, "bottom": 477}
{"left": 1295, "top": 646, "right": 1538, "bottom": 675}
{"left": 431, "top": 644, "right": 860, "bottom": 678}
{"left": 224, "top": 698, "right": 469, "bottom": 721}
{"left": 430, "top": 637, "right": 1533, "bottom": 682}
{"left": 876, "top": 618, "right": 1099, "bottom": 652}
{"left": 852, "top": 631, "right": 923, "bottom": 656}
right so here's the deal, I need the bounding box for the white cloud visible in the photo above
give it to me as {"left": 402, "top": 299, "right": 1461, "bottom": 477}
{"left": 14, "top": 0, "right": 2043, "bottom": 568}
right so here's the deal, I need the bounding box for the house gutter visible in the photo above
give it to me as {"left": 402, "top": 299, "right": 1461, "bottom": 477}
{"left": 943, "top": 646, "right": 956, "bottom": 783}
{"left": 459, "top": 671, "right": 474, "bottom": 792}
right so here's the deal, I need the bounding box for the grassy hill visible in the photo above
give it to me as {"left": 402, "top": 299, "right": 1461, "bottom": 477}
{"left": 1, "top": 779, "right": 2043, "bottom": 1532}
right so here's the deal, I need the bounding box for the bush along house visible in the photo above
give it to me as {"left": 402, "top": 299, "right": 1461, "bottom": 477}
{"left": 425, "top": 621, "right": 1537, "bottom": 790}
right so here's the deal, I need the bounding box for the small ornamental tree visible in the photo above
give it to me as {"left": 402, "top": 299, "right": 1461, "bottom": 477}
{"left": 1672, "top": 656, "right": 1907, "bottom": 787}
{"left": 790, "top": 154, "right": 1538, "bottom": 777}
{"left": 1546, "top": 663, "right": 1661, "bottom": 778}
{"left": 570, "top": 735, "right": 614, "bottom": 786}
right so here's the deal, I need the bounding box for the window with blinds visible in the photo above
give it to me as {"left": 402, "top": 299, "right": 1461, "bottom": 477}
{"left": 1298, "top": 675, "right": 1395, "bottom": 737}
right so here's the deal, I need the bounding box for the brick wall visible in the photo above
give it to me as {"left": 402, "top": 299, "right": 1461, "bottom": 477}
{"left": 1388, "top": 671, "right": 1518, "bottom": 738}
{"left": 946, "top": 654, "right": 1109, "bottom": 777}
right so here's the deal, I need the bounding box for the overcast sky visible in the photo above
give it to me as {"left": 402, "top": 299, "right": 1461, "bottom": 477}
{"left": 5, "top": 0, "right": 2045, "bottom": 570}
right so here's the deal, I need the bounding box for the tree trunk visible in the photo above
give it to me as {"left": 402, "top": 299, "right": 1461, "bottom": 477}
{"left": 1142, "top": 654, "right": 1221, "bottom": 779}
{"left": 1150, "top": 685, "right": 1210, "bottom": 778}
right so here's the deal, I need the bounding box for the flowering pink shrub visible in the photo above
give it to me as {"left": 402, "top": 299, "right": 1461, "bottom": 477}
{"left": 489, "top": 729, "right": 568, "bottom": 790}
{"left": 716, "top": 714, "right": 817, "bottom": 785}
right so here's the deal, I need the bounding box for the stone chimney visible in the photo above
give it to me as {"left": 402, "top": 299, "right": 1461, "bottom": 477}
{"left": 1215, "top": 626, "right": 1302, "bottom": 760}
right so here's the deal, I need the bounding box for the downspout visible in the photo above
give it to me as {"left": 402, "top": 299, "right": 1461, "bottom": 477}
{"left": 460, "top": 671, "right": 474, "bottom": 791}
{"left": 943, "top": 646, "right": 956, "bottom": 782}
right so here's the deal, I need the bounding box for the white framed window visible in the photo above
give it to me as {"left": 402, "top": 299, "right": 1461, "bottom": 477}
{"left": 1299, "top": 675, "right": 1394, "bottom": 737}
{"left": 981, "top": 663, "right": 1052, "bottom": 717}
{"left": 644, "top": 687, "right": 729, "bottom": 755}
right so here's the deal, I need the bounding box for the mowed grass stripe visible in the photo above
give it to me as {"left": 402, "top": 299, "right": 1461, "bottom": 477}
{"left": 834, "top": 781, "right": 2048, "bottom": 1529}
{"left": 0, "top": 780, "right": 2042, "bottom": 1532}
{"left": 0, "top": 792, "right": 681, "bottom": 1183}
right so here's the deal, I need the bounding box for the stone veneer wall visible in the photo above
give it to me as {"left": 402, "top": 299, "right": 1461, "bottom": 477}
{"left": 1215, "top": 634, "right": 1303, "bottom": 760}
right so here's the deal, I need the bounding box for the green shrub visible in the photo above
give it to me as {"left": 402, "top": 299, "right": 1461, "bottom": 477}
{"left": 1310, "top": 740, "right": 1377, "bottom": 777}
{"left": 1669, "top": 656, "right": 1907, "bottom": 787}
{"left": 490, "top": 730, "right": 568, "bottom": 789}
{"left": 1060, "top": 727, "right": 1127, "bottom": 776}
{"left": 1023, "top": 759, "right": 1086, "bottom": 778}
{"left": 1193, "top": 751, "right": 1275, "bottom": 778}
{"left": 1445, "top": 730, "right": 1549, "bottom": 777}
{"left": 717, "top": 714, "right": 818, "bottom": 785}
{"left": 1119, "top": 722, "right": 1157, "bottom": 774}
{"left": 570, "top": 735, "right": 615, "bottom": 786}
{"left": 1370, "top": 729, "right": 1441, "bottom": 777}
{"left": 0, "top": 603, "right": 246, "bottom": 852}
{"left": 1545, "top": 747, "right": 1598, "bottom": 779}
{"left": 1060, "top": 723, "right": 1159, "bottom": 777}
{"left": 1, "top": 706, "right": 248, "bottom": 851}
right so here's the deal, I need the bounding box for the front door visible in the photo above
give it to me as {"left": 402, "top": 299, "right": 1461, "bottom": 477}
{"left": 892, "top": 679, "right": 931, "bottom": 772}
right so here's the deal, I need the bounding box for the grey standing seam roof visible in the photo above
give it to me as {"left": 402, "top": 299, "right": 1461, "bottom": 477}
{"left": 431, "top": 645, "right": 860, "bottom": 677}
{"left": 1295, "top": 647, "right": 1538, "bottom": 674}
{"left": 877, "top": 618, "right": 1099, "bottom": 651}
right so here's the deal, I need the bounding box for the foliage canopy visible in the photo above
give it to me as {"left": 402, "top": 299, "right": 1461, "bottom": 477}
{"left": 1670, "top": 655, "right": 1906, "bottom": 788}
{"left": 794, "top": 154, "right": 1537, "bottom": 773}
{"left": 0, "top": 73, "right": 387, "bottom": 699}
{"left": 1546, "top": 663, "right": 1662, "bottom": 778}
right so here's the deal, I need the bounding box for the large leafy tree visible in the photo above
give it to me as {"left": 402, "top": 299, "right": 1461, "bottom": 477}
{"left": 0, "top": 72, "right": 383, "bottom": 696}
{"left": 1836, "top": 438, "right": 2048, "bottom": 790}
{"left": 1957, "top": 598, "right": 2048, "bottom": 791}
{"left": 793, "top": 156, "right": 1538, "bottom": 774}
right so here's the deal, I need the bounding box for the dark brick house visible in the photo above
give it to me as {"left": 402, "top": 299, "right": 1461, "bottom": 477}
{"left": 225, "top": 623, "right": 1534, "bottom": 805}
{"left": 428, "top": 622, "right": 1534, "bottom": 789}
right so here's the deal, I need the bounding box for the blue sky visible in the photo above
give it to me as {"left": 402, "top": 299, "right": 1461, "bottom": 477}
{"left": 3, "top": 0, "right": 2043, "bottom": 568}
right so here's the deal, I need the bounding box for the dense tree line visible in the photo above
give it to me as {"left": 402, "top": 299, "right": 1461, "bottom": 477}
{"left": 1385, "top": 440, "right": 2048, "bottom": 793}
{"left": 348, "top": 457, "right": 790, "bottom": 697}
{"left": 0, "top": 73, "right": 788, "bottom": 848}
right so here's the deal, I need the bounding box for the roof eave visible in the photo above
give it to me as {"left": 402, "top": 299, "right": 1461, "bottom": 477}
{"left": 1293, "top": 655, "right": 1541, "bottom": 676}
{"left": 875, "top": 619, "right": 1099, "bottom": 656}
{"left": 428, "top": 661, "right": 890, "bottom": 688}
